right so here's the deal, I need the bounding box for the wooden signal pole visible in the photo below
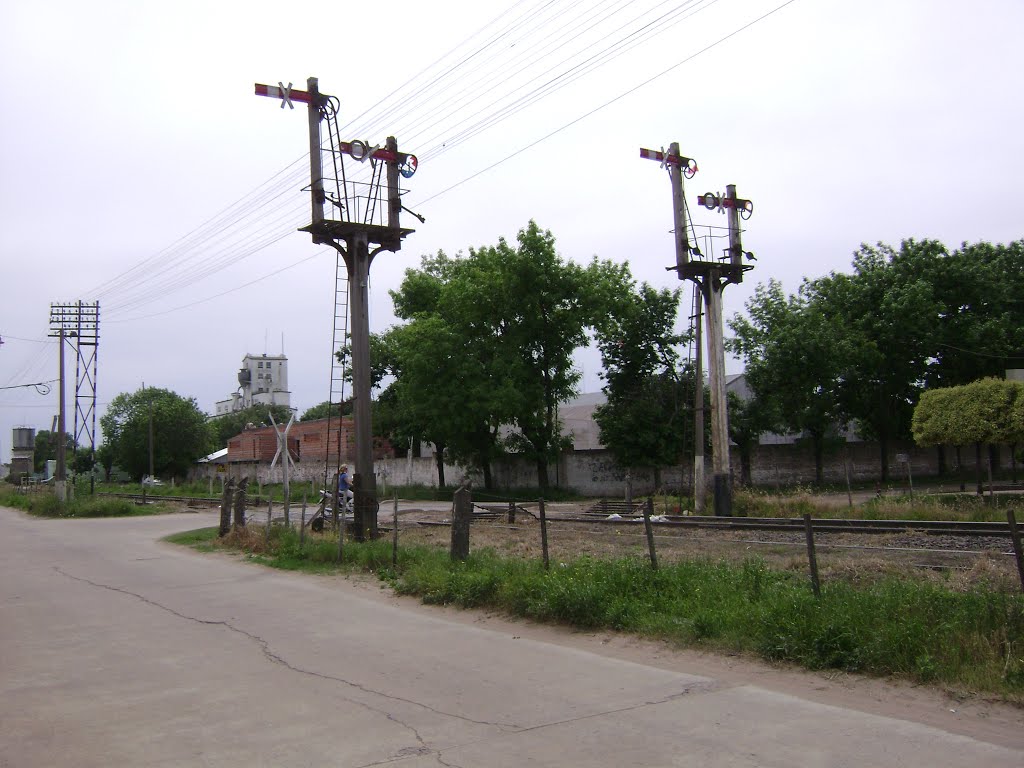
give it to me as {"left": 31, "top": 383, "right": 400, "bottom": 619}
{"left": 641, "top": 145, "right": 754, "bottom": 516}
{"left": 256, "top": 77, "right": 418, "bottom": 539}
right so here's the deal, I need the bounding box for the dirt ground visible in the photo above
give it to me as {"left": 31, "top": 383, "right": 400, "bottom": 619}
{"left": 392, "top": 504, "right": 1022, "bottom": 593}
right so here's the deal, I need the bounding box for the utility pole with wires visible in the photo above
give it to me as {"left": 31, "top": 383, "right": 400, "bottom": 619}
{"left": 641, "top": 144, "right": 754, "bottom": 516}
{"left": 49, "top": 302, "right": 100, "bottom": 498}
{"left": 255, "top": 78, "right": 420, "bottom": 540}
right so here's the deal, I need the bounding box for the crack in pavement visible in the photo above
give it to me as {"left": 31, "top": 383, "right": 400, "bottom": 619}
{"left": 53, "top": 567, "right": 511, "bottom": 765}
{"left": 54, "top": 566, "right": 722, "bottom": 768}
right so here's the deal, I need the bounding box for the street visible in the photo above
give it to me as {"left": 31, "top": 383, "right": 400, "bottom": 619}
{"left": 1, "top": 507, "right": 1021, "bottom": 767}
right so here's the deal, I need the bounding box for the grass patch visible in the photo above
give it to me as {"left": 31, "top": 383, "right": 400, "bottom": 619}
{"left": 0, "top": 488, "right": 158, "bottom": 518}
{"left": 164, "top": 527, "right": 220, "bottom": 551}
{"left": 731, "top": 487, "right": 1011, "bottom": 522}
{"left": 168, "top": 523, "right": 1024, "bottom": 699}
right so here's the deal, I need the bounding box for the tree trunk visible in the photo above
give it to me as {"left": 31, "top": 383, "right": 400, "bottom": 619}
{"left": 653, "top": 465, "right": 662, "bottom": 491}
{"left": 536, "top": 457, "right": 549, "bottom": 490}
{"left": 937, "top": 445, "right": 947, "bottom": 476}
{"left": 739, "top": 448, "right": 752, "bottom": 486}
{"left": 989, "top": 444, "right": 1001, "bottom": 475}
{"left": 975, "top": 442, "right": 984, "bottom": 495}
{"left": 434, "top": 445, "right": 447, "bottom": 489}
{"left": 813, "top": 434, "right": 824, "bottom": 486}
{"left": 482, "top": 460, "right": 493, "bottom": 490}
{"left": 879, "top": 431, "right": 890, "bottom": 484}
{"left": 956, "top": 445, "right": 965, "bottom": 491}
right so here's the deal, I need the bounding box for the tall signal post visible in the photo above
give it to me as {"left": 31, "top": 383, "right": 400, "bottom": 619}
{"left": 641, "top": 144, "right": 754, "bottom": 516}
{"left": 256, "top": 78, "right": 418, "bottom": 540}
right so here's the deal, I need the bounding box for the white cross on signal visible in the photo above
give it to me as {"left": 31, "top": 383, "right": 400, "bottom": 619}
{"left": 277, "top": 82, "right": 293, "bottom": 109}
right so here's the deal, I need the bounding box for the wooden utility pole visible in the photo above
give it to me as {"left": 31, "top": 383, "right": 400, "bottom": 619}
{"left": 692, "top": 286, "right": 705, "bottom": 514}
{"left": 148, "top": 395, "right": 155, "bottom": 481}
{"left": 703, "top": 273, "right": 731, "bottom": 516}
{"left": 641, "top": 145, "right": 754, "bottom": 517}
{"left": 256, "top": 77, "right": 418, "bottom": 540}
{"left": 56, "top": 328, "right": 67, "bottom": 502}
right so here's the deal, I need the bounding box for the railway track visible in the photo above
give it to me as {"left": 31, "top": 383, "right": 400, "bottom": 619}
{"left": 98, "top": 492, "right": 222, "bottom": 507}
{"left": 97, "top": 492, "right": 1019, "bottom": 541}
{"left": 560, "top": 513, "right": 1017, "bottom": 538}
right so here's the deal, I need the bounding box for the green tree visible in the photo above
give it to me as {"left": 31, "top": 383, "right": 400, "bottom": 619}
{"left": 71, "top": 446, "right": 95, "bottom": 475}
{"left": 299, "top": 400, "right": 346, "bottom": 421}
{"left": 913, "top": 377, "right": 1024, "bottom": 493}
{"left": 480, "top": 222, "right": 620, "bottom": 487}
{"left": 729, "top": 279, "right": 846, "bottom": 484}
{"left": 100, "top": 387, "right": 214, "bottom": 480}
{"left": 387, "top": 273, "right": 517, "bottom": 488}
{"left": 388, "top": 223, "right": 626, "bottom": 489}
{"left": 95, "top": 442, "right": 115, "bottom": 482}
{"left": 927, "top": 241, "right": 1024, "bottom": 389}
{"left": 593, "top": 282, "right": 693, "bottom": 487}
{"left": 32, "top": 430, "right": 73, "bottom": 473}
{"left": 727, "top": 391, "right": 773, "bottom": 486}
{"left": 806, "top": 240, "right": 944, "bottom": 481}
{"left": 210, "top": 404, "right": 292, "bottom": 445}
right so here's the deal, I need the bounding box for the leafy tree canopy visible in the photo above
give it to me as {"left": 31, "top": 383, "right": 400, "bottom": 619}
{"left": 100, "top": 387, "right": 213, "bottom": 480}
{"left": 729, "top": 278, "right": 848, "bottom": 483}
{"left": 913, "top": 378, "right": 1024, "bottom": 447}
{"left": 299, "top": 401, "right": 345, "bottom": 422}
{"left": 32, "top": 430, "right": 74, "bottom": 473}
{"left": 211, "top": 403, "right": 293, "bottom": 445}
{"left": 593, "top": 280, "right": 695, "bottom": 478}
{"left": 386, "top": 221, "right": 631, "bottom": 488}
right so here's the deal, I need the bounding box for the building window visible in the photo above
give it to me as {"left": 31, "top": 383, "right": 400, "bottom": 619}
{"left": 258, "top": 362, "right": 263, "bottom": 368}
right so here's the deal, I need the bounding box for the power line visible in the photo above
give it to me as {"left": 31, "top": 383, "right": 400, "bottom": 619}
{"left": 0, "top": 379, "right": 58, "bottom": 392}
{"left": 413, "top": 0, "right": 798, "bottom": 207}
{"left": 83, "top": 1, "right": 794, "bottom": 321}
{"left": 106, "top": 250, "right": 328, "bottom": 324}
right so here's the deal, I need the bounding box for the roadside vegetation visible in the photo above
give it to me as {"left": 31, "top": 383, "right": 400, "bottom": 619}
{"left": 166, "top": 521, "right": 1024, "bottom": 701}
{"left": 0, "top": 486, "right": 157, "bottom": 517}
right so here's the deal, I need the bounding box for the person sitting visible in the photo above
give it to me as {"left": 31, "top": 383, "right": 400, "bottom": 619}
{"left": 338, "top": 465, "right": 354, "bottom": 509}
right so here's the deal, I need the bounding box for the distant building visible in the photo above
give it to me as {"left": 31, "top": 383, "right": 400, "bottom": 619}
{"left": 214, "top": 353, "right": 292, "bottom": 415}
{"left": 10, "top": 427, "right": 35, "bottom": 481}
{"left": 199, "top": 416, "right": 392, "bottom": 483}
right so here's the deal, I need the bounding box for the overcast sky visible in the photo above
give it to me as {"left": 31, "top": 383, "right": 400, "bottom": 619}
{"left": 2, "top": 0, "right": 1022, "bottom": 465}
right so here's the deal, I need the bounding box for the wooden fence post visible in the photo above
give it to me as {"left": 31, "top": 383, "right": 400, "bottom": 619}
{"left": 392, "top": 492, "right": 399, "bottom": 568}
{"left": 643, "top": 496, "right": 658, "bottom": 570}
{"left": 539, "top": 497, "right": 550, "bottom": 570}
{"left": 265, "top": 499, "right": 272, "bottom": 544}
{"left": 299, "top": 494, "right": 307, "bottom": 550}
{"left": 803, "top": 513, "right": 821, "bottom": 598}
{"left": 219, "top": 477, "right": 235, "bottom": 537}
{"left": 451, "top": 486, "right": 472, "bottom": 561}
{"left": 232, "top": 477, "right": 249, "bottom": 529}
{"left": 1007, "top": 509, "right": 1024, "bottom": 593}
{"left": 507, "top": 500, "right": 516, "bottom": 524}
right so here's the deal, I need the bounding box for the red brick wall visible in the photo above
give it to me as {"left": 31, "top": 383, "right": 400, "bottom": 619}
{"left": 225, "top": 417, "right": 392, "bottom": 465}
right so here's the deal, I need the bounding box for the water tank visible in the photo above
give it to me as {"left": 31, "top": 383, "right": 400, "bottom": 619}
{"left": 237, "top": 368, "right": 251, "bottom": 387}
{"left": 12, "top": 427, "right": 35, "bottom": 450}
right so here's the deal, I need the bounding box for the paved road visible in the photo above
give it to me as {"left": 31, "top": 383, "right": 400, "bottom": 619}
{"left": 1, "top": 508, "right": 1021, "bottom": 767}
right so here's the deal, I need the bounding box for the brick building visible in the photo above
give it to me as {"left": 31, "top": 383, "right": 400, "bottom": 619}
{"left": 220, "top": 416, "right": 392, "bottom": 482}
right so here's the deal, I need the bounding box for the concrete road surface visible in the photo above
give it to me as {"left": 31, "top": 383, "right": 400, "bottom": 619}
{"left": 1, "top": 508, "right": 1021, "bottom": 767}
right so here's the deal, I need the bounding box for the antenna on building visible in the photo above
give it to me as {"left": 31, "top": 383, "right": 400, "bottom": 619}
{"left": 281, "top": 332, "right": 285, "bottom": 356}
